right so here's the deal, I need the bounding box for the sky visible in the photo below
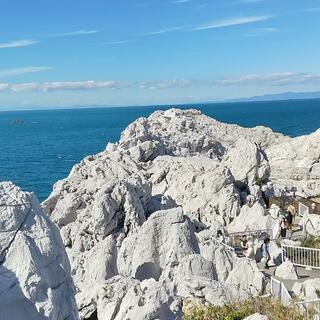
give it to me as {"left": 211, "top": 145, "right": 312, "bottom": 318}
{"left": 0, "top": 0, "right": 320, "bottom": 109}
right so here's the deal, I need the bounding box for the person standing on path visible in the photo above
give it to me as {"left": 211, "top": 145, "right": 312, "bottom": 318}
{"left": 261, "top": 238, "right": 271, "bottom": 269}
{"left": 280, "top": 217, "right": 287, "bottom": 238}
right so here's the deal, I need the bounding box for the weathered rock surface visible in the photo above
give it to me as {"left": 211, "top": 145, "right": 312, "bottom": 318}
{"left": 244, "top": 314, "right": 269, "bottom": 320}
{"left": 118, "top": 109, "right": 283, "bottom": 159}
{"left": 292, "top": 278, "right": 320, "bottom": 300}
{"left": 40, "top": 108, "right": 320, "bottom": 319}
{"left": 117, "top": 208, "right": 199, "bottom": 280}
{"left": 147, "top": 156, "right": 240, "bottom": 224}
{"left": 228, "top": 202, "right": 276, "bottom": 233}
{"left": 266, "top": 129, "right": 320, "bottom": 196}
{"left": 0, "top": 182, "right": 78, "bottom": 320}
{"left": 42, "top": 151, "right": 151, "bottom": 318}
{"left": 275, "top": 259, "right": 299, "bottom": 280}
{"left": 222, "top": 138, "right": 270, "bottom": 186}
{"left": 305, "top": 213, "right": 320, "bottom": 236}
{"left": 225, "top": 258, "right": 266, "bottom": 299}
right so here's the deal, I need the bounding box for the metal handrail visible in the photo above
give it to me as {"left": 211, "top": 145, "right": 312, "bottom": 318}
{"left": 270, "top": 277, "right": 292, "bottom": 306}
{"left": 211, "top": 236, "right": 238, "bottom": 268}
{"left": 228, "top": 229, "right": 273, "bottom": 248}
{"left": 228, "top": 229, "right": 273, "bottom": 237}
{"left": 282, "top": 244, "right": 320, "bottom": 269}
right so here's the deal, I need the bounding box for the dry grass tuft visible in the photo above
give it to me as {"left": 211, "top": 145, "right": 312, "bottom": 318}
{"left": 183, "top": 297, "right": 303, "bottom": 320}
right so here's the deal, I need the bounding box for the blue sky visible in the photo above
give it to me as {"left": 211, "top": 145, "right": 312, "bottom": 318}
{"left": 0, "top": 0, "right": 320, "bottom": 109}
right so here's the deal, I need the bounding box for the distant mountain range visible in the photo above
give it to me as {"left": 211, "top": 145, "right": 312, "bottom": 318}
{"left": 230, "top": 90, "right": 320, "bottom": 103}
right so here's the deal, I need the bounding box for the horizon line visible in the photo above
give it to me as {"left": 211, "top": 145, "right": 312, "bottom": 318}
{"left": 1, "top": 95, "right": 320, "bottom": 113}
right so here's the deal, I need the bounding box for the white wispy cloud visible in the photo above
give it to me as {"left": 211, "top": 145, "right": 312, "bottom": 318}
{"left": 244, "top": 27, "right": 277, "bottom": 37}
{"left": 0, "top": 79, "right": 196, "bottom": 93}
{"left": 0, "top": 39, "right": 38, "bottom": 49}
{"left": 140, "top": 25, "right": 189, "bottom": 36}
{"left": 54, "top": 30, "right": 98, "bottom": 37}
{"left": 2, "top": 72, "right": 318, "bottom": 94}
{"left": 0, "top": 66, "right": 51, "bottom": 78}
{"left": 216, "top": 72, "right": 320, "bottom": 86}
{"left": 11, "top": 80, "right": 119, "bottom": 92}
{"left": 193, "top": 15, "right": 274, "bottom": 31}
{"left": 100, "top": 40, "right": 134, "bottom": 46}
{"left": 139, "top": 79, "right": 194, "bottom": 90}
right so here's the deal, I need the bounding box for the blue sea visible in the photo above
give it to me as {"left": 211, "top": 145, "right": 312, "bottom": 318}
{"left": 1, "top": 99, "right": 320, "bottom": 201}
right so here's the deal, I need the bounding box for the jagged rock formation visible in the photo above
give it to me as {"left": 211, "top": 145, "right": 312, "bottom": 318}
{"left": 275, "top": 259, "right": 299, "bottom": 280}
{"left": 0, "top": 182, "right": 78, "bottom": 320}
{"left": 267, "top": 129, "right": 320, "bottom": 196}
{"left": 41, "top": 108, "right": 320, "bottom": 319}
{"left": 292, "top": 278, "right": 320, "bottom": 300}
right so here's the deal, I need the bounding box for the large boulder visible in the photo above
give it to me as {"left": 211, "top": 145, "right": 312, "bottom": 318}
{"left": 222, "top": 138, "right": 270, "bottom": 186}
{"left": 98, "top": 210, "right": 229, "bottom": 320}
{"left": 197, "top": 230, "right": 233, "bottom": 281}
{"left": 292, "top": 278, "right": 320, "bottom": 300}
{"left": 117, "top": 208, "right": 199, "bottom": 280}
{"left": 0, "top": 182, "right": 78, "bottom": 320}
{"left": 97, "top": 276, "right": 180, "bottom": 320}
{"left": 42, "top": 151, "right": 152, "bottom": 318}
{"left": 275, "top": 260, "right": 299, "bottom": 280}
{"left": 225, "top": 258, "right": 266, "bottom": 299}
{"left": 228, "top": 202, "right": 276, "bottom": 233}
{"left": 267, "top": 129, "right": 320, "bottom": 196}
{"left": 174, "top": 254, "right": 228, "bottom": 306}
{"left": 147, "top": 156, "right": 240, "bottom": 224}
{"left": 118, "top": 109, "right": 282, "bottom": 160}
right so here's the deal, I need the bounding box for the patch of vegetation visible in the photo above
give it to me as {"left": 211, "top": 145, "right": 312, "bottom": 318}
{"left": 254, "top": 175, "right": 264, "bottom": 187}
{"left": 300, "top": 235, "right": 320, "bottom": 249}
{"left": 183, "top": 297, "right": 303, "bottom": 320}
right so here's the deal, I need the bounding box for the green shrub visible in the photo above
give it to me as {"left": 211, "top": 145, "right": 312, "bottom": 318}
{"left": 301, "top": 235, "right": 320, "bottom": 249}
{"left": 254, "top": 176, "right": 264, "bottom": 187}
{"left": 183, "top": 297, "right": 303, "bottom": 320}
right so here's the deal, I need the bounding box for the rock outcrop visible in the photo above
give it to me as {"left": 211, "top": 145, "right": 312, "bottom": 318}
{"left": 40, "top": 108, "right": 320, "bottom": 319}
{"left": 147, "top": 156, "right": 240, "bottom": 224}
{"left": 292, "top": 278, "right": 320, "bottom": 300}
{"left": 0, "top": 182, "right": 78, "bottom": 320}
{"left": 266, "top": 129, "right": 320, "bottom": 196}
{"left": 275, "top": 259, "right": 299, "bottom": 280}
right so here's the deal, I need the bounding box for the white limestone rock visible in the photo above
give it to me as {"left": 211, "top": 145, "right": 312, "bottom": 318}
{"left": 225, "top": 258, "right": 266, "bottom": 299}
{"left": 275, "top": 260, "right": 299, "bottom": 280}
{"left": 292, "top": 278, "right": 320, "bottom": 300}
{"left": 228, "top": 202, "right": 275, "bottom": 233}
{"left": 174, "top": 254, "right": 228, "bottom": 306}
{"left": 43, "top": 151, "right": 152, "bottom": 319}
{"left": 305, "top": 214, "right": 320, "bottom": 236}
{"left": 117, "top": 207, "right": 199, "bottom": 280}
{"left": 97, "top": 276, "right": 181, "bottom": 320}
{"left": 267, "top": 129, "right": 320, "bottom": 196}
{"left": 244, "top": 314, "right": 269, "bottom": 320}
{"left": 147, "top": 156, "right": 240, "bottom": 224}
{"left": 0, "top": 182, "right": 78, "bottom": 320}
{"left": 118, "top": 109, "right": 283, "bottom": 160}
{"left": 39, "top": 108, "right": 320, "bottom": 319}
{"left": 222, "top": 138, "right": 270, "bottom": 186}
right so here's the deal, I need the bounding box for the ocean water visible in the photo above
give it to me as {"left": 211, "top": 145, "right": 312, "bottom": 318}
{"left": 1, "top": 99, "right": 320, "bottom": 201}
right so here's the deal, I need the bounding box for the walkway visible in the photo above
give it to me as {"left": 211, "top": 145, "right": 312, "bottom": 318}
{"left": 258, "top": 263, "right": 320, "bottom": 293}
